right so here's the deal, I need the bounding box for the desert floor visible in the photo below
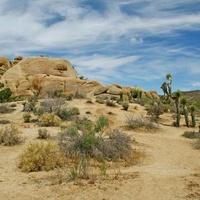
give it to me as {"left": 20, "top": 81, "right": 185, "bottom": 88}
{"left": 0, "top": 98, "right": 200, "bottom": 200}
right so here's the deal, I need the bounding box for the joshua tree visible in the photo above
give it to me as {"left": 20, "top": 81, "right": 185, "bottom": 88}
{"left": 180, "top": 97, "right": 189, "bottom": 127}
{"left": 173, "top": 90, "right": 181, "bottom": 127}
{"left": 161, "top": 82, "right": 169, "bottom": 99}
{"left": 166, "top": 73, "right": 172, "bottom": 97}
{"left": 190, "top": 105, "right": 196, "bottom": 127}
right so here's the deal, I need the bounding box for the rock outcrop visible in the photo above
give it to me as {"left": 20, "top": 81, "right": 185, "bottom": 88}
{"left": 0, "top": 57, "right": 11, "bottom": 78}
{"left": 0, "top": 56, "right": 160, "bottom": 100}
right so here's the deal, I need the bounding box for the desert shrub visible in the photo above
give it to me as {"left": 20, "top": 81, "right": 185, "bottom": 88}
{"left": 194, "top": 139, "right": 200, "bottom": 149}
{"left": 182, "top": 131, "right": 200, "bottom": 139}
{"left": 74, "top": 116, "right": 94, "bottom": 131}
{"left": 0, "top": 125, "right": 24, "bottom": 146}
{"left": 126, "top": 115, "right": 158, "bottom": 130}
{"left": 38, "top": 113, "right": 61, "bottom": 127}
{"left": 35, "top": 98, "right": 67, "bottom": 116}
{"left": 22, "top": 99, "right": 36, "bottom": 112}
{"left": 146, "top": 103, "right": 164, "bottom": 122}
{"left": 18, "top": 141, "right": 66, "bottom": 172}
{"left": 85, "top": 98, "right": 93, "bottom": 104}
{"left": 74, "top": 91, "right": 86, "bottom": 99}
{"left": 0, "top": 88, "right": 12, "bottom": 103}
{"left": 110, "top": 96, "right": 119, "bottom": 101}
{"left": 0, "top": 103, "right": 15, "bottom": 113}
{"left": 0, "top": 82, "right": 4, "bottom": 88}
{"left": 56, "top": 107, "right": 80, "bottom": 121}
{"left": 96, "top": 97, "right": 105, "bottom": 104}
{"left": 106, "top": 99, "right": 116, "bottom": 107}
{"left": 47, "top": 89, "right": 63, "bottom": 98}
{"left": 57, "top": 117, "right": 131, "bottom": 178}
{"left": 93, "top": 129, "right": 132, "bottom": 161}
{"left": 37, "top": 128, "right": 50, "bottom": 139}
{"left": 94, "top": 115, "right": 109, "bottom": 132}
{"left": 23, "top": 113, "right": 31, "bottom": 123}
{"left": 0, "top": 120, "right": 10, "bottom": 124}
{"left": 122, "top": 101, "right": 129, "bottom": 111}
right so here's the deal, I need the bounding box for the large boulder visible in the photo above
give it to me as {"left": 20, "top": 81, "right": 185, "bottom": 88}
{"left": 0, "top": 57, "right": 11, "bottom": 77}
{"left": 2, "top": 56, "right": 78, "bottom": 80}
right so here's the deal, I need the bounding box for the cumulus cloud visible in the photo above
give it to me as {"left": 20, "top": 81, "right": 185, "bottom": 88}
{"left": 0, "top": 0, "right": 200, "bottom": 91}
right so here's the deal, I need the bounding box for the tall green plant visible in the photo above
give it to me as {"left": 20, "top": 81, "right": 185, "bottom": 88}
{"left": 190, "top": 105, "right": 196, "bottom": 127}
{"left": 180, "top": 97, "right": 189, "bottom": 127}
{"left": 173, "top": 90, "right": 181, "bottom": 127}
{"left": 166, "top": 73, "right": 172, "bottom": 98}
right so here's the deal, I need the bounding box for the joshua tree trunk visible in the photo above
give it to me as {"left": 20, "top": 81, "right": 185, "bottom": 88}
{"left": 191, "top": 111, "right": 196, "bottom": 127}
{"left": 183, "top": 106, "right": 189, "bottom": 127}
{"left": 175, "top": 99, "right": 181, "bottom": 127}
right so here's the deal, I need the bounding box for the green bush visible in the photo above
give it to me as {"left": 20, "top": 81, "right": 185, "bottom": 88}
{"left": 37, "top": 128, "right": 50, "bottom": 139}
{"left": 58, "top": 117, "right": 132, "bottom": 178}
{"left": 0, "top": 88, "right": 12, "bottom": 103}
{"left": 95, "top": 115, "right": 109, "bottom": 132}
{"left": 56, "top": 107, "right": 80, "bottom": 121}
{"left": 18, "top": 141, "right": 66, "bottom": 172}
{"left": 23, "top": 113, "right": 31, "bottom": 123}
{"left": 106, "top": 99, "right": 116, "bottom": 107}
{"left": 0, "top": 82, "right": 4, "bottom": 88}
{"left": 122, "top": 101, "right": 129, "bottom": 111}
{"left": 0, "top": 125, "right": 24, "bottom": 146}
{"left": 38, "top": 113, "right": 61, "bottom": 127}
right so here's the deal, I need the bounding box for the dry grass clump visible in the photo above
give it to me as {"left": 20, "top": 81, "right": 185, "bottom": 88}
{"left": 0, "top": 124, "right": 24, "bottom": 146}
{"left": 126, "top": 114, "right": 159, "bottom": 130}
{"left": 35, "top": 98, "right": 67, "bottom": 116}
{"left": 38, "top": 113, "right": 61, "bottom": 127}
{"left": 18, "top": 141, "right": 66, "bottom": 172}
{"left": 0, "top": 103, "right": 15, "bottom": 113}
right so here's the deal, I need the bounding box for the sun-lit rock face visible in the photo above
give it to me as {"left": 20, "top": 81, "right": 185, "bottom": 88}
{"left": 0, "top": 56, "right": 160, "bottom": 100}
{"left": 2, "top": 56, "right": 78, "bottom": 79}
{"left": 0, "top": 57, "right": 11, "bottom": 78}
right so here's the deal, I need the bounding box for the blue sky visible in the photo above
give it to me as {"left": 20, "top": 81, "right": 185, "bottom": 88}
{"left": 0, "top": 0, "right": 200, "bottom": 94}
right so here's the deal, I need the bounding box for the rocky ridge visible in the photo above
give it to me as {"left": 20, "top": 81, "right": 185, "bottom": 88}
{"left": 0, "top": 56, "right": 159, "bottom": 99}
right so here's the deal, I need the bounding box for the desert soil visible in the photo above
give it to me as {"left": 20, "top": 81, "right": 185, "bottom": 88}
{"left": 0, "top": 99, "right": 200, "bottom": 200}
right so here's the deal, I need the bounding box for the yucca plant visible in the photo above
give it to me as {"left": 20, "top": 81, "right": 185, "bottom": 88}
{"left": 166, "top": 73, "right": 172, "bottom": 98}
{"left": 180, "top": 97, "right": 189, "bottom": 127}
{"left": 190, "top": 105, "right": 196, "bottom": 127}
{"left": 173, "top": 90, "right": 182, "bottom": 127}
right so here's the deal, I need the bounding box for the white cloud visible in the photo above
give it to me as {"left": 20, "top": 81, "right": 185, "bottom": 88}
{"left": 0, "top": 0, "right": 200, "bottom": 91}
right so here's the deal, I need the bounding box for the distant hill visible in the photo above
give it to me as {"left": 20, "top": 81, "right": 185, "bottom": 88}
{"left": 181, "top": 90, "right": 200, "bottom": 101}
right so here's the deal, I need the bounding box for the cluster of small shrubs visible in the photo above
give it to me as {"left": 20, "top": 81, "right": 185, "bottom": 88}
{"left": 18, "top": 141, "right": 66, "bottom": 172}
{"left": 0, "top": 125, "right": 24, "bottom": 146}
{"left": 126, "top": 115, "right": 158, "bottom": 130}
